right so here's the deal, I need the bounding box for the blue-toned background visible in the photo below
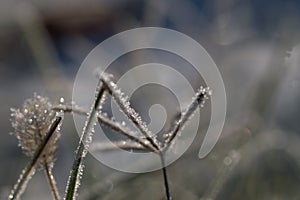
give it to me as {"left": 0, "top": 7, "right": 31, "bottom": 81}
{"left": 1, "top": 0, "right": 300, "bottom": 199}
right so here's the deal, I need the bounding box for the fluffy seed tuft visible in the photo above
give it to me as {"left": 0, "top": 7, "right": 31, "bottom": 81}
{"left": 10, "top": 93, "right": 61, "bottom": 168}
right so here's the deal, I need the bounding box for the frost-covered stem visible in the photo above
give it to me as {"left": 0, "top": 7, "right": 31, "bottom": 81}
{"left": 100, "top": 73, "right": 159, "bottom": 150}
{"left": 160, "top": 154, "right": 171, "bottom": 200}
{"left": 90, "top": 141, "right": 148, "bottom": 152}
{"left": 97, "top": 114, "right": 158, "bottom": 152}
{"left": 52, "top": 104, "right": 87, "bottom": 116}
{"left": 35, "top": 119, "right": 60, "bottom": 200}
{"left": 64, "top": 81, "right": 105, "bottom": 200}
{"left": 53, "top": 105, "right": 157, "bottom": 152}
{"left": 163, "top": 87, "right": 211, "bottom": 151}
{"left": 9, "top": 116, "right": 62, "bottom": 200}
{"left": 44, "top": 163, "right": 61, "bottom": 200}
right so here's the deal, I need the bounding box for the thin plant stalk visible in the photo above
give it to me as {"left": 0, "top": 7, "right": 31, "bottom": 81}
{"left": 100, "top": 74, "right": 159, "bottom": 150}
{"left": 163, "top": 87, "right": 211, "bottom": 151}
{"left": 9, "top": 116, "right": 62, "bottom": 200}
{"left": 64, "top": 81, "right": 106, "bottom": 200}
{"left": 97, "top": 114, "right": 158, "bottom": 152}
{"left": 52, "top": 104, "right": 87, "bottom": 116}
{"left": 53, "top": 105, "right": 157, "bottom": 152}
{"left": 35, "top": 119, "right": 60, "bottom": 200}
{"left": 160, "top": 154, "right": 171, "bottom": 200}
{"left": 90, "top": 141, "right": 148, "bottom": 152}
{"left": 44, "top": 162, "right": 61, "bottom": 200}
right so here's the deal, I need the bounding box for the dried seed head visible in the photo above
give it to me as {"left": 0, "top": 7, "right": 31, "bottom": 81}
{"left": 10, "top": 94, "right": 61, "bottom": 168}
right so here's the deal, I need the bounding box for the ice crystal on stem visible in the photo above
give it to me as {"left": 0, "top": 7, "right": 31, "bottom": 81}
{"left": 164, "top": 86, "right": 212, "bottom": 150}
{"left": 64, "top": 80, "right": 106, "bottom": 200}
{"left": 100, "top": 73, "right": 159, "bottom": 150}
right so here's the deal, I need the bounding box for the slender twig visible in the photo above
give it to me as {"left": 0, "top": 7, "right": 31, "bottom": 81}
{"left": 90, "top": 141, "right": 148, "bottom": 152}
{"left": 52, "top": 104, "right": 87, "bottom": 116}
{"left": 163, "top": 87, "right": 211, "bottom": 151}
{"left": 44, "top": 163, "right": 61, "bottom": 200}
{"left": 64, "top": 81, "right": 106, "bottom": 200}
{"left": 9, "top": 116, "right": 62, "bottom": 200}
{"left": 53, "top": 104, "right": 158, "bottom": 152}
{"left": 35, "top": 119, "right": 60, "bottom": 200}
{"left": 100, "top": 73, "right": 160, "bottom": 150}
{"left": 160, "top": 154, "right": 171, "bottom": 200}
{"left": 97, "top": 114, "right": 158, "bottom": 152}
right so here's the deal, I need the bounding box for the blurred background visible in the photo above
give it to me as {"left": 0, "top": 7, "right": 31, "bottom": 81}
{"left": 1, "top": 0, "right": 300, "bottom": 199}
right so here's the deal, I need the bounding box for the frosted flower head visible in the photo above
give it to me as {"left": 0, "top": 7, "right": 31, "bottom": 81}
{"left": 10, "top": 94, "right": 61, "bottom": 168}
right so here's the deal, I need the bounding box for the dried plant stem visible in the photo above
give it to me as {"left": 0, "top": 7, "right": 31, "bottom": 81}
{"left": 44, "top": 163, "right": 61, "bottom": 200}
{"left": 52, "top": 104, "right": 87, "bottom": 116}
{"left": 53, "top": 105, "right": 157, "bottom": 152}
{"left": 90, "top": 141, "right": 148, "bottom": 152}
{"left": 160, "top": 154, "right": 171, "bottom": 200}
{"left": 97, "top": 114, "right": 158, "bottom": 152}
{"left": 35, "top": 120, "right": 60, "bottom": 200}
{"left": 163, "top": 87, "right": 211, "bottom": 151}
{"left": 9, "top": 116, "right": 62, "bottom": 200}
{"left": 100, "top": 74, "right": 159, "bottom": 150}
{"left": 64, "top": 81, "right": 106, "bottom": 200}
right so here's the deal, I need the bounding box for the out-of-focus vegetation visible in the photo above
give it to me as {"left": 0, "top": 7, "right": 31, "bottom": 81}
{"left": 1, "top": 0, "right": 300, "bottom": 199}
